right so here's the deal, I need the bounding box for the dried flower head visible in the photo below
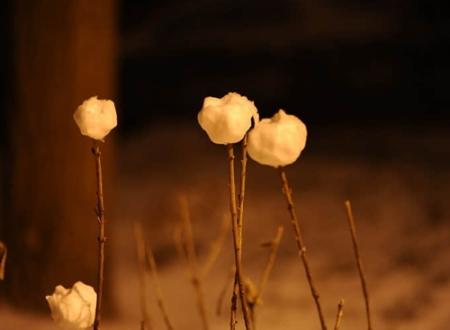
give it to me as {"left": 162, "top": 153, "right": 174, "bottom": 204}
{"left": 197, "top": 92, "right": 259, "bottom": 144}
{"left": 247, "top": 109, "right": 307, "bottom": 167}
{"left": 46, "top": 281, "right": 97, "bottom": 330}
{"left": 73, "top": 96, "right": 117, "bottom": 141}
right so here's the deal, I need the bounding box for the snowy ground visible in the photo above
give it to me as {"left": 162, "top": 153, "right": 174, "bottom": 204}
{"left": 2, "top": 122, "right": 450, "bottom": 329}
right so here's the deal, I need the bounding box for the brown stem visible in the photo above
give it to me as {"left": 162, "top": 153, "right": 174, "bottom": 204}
{"left": 133, "top": 223, "right": 153, "bottom": 330}
{"left": 334, "top": 299, "right": 344, "bottom": 330}
{"left": 178, "top": 196, "right": 210, "bottom": 330}
{"left": 278, "top": 167, "right": 327, "bottom": 330}
{"left": 227, "top": 144, "right": 252, "bottom": 330}
{"left": 344, "top": 200, "right": 373, "bottom": 330}
{"left": 92, "top": 142, "right": 106, "bottom": 330}
{"left": 216, "top": 266, "right": 236, "bottom": 316}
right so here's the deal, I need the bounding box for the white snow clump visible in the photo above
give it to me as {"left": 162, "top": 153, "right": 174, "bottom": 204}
{"left": 197, "top": 92, "right": 259, "bottom": 144}
{"left": 73, "top": 96, "right": 117, "bottom": 141}
{"left": 247, "top": 109, "right": 307, "bottom": 167}
{"left": 46, "top": 281, "right": 97, "bottom": 330}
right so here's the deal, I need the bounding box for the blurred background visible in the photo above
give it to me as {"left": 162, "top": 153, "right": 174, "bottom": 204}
{"left": 0, "top": 1, "right": 449, "bottom": 329}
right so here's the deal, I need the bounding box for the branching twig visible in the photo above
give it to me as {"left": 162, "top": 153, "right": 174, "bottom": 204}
{"left": 247, "top": 226, "right": 284, "bottom": 326}
{"left": 145, "top": 241, "right": 175, "bottom": 330}
{"left": 334, "top": 299, "right": 344, "bottom": 330}
{"left": 256, "top": 226, "right": 284, "bottom": 300}
{"left": 227, "top": 144, "right": 252, "bottom": 330}
{"left": 133, "top": 223, "right": 153, "bottom": 330}
{"left": 344, "top": 200, "right": 373, "bottom": 330}
{"left": 278, "top": 167, "right": 327, "bottom": 330}
{"left": 92, "top": 142, "right": 107, "bottom": 330}
{"left": 178, "top": 196, "right": 210, "bottom": 330}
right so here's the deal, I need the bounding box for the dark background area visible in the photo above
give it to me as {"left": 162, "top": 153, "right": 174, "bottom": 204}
{"left": 1, "top": 1, "right": 449, "bottom": 133}
{"left": 118, "top": 0, "right": 450, "bottom": 132}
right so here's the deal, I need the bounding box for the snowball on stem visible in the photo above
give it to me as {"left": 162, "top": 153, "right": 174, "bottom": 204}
{"left": 247, "top": 109, "right": 307, "bottom": 167}
{"left": 73, "top": 96, "right": 117, "bottom": 141}
{"left": 197, "top": 92, "right": 259, "bottom": 144}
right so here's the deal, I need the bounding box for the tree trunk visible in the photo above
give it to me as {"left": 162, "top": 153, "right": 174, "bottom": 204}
{"left": 2, "top": 0, "right": 117, "bottom": 311}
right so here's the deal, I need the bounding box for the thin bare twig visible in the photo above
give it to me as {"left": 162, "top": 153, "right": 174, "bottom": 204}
{"left": 217, "top": 266, "right": 236, "bottom": 316}
{"left": 256, "top": 226, "right": 284, "bottom": 300}
{"left": 227, "top": 144, "right": 252, "bottom": 330}
{"left": 334, "top": 299, "right": 344, "bottom": 330}
{"left": 278, "top": 167, "right": 328, "bottom": 330}
{"left": 133, "top": 223, "right": 153, "bottom": 330}
{"left": 247, "top": 226, "right": 284, "bottom": 326}
{"left": 344, "top": 200, "right": 373, "bottom": 330}
{"left": 92, "top": 141, "right": 107, "bottom": 330}
{"left": 178, "top": 196, "right": 210, "bottom": 330}
{"left": 201, "top": 214, "right": 230, "bottom": 278}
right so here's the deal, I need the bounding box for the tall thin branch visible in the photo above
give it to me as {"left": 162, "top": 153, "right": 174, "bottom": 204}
{"left": 278, "top": 167, "right": 327, "bottom": 330}
{"left": 334, "top": 299, "right": 344, "bottom": 330}
{"left": 178, "top": 196, "right": 210, "bottom": 330}
{"left": 133, "top": 223, "right": 153, "bottom": 330}
{"left": 227, "top": 144, "right": 253, "bottom": 330}
{"left": 344, "top": 200, "right": 373, "bottom": 330}
{"left": 92, "top": 142, "right": 107, "bottom": 330}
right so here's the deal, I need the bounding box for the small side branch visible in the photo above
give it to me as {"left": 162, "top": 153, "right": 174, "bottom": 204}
{"left": 344, "top": 201, "right": 373, "bottom": 330}
{"left": 334, "top": 299, "right": 344, "bottom": 330}
{"left": 201, "top": 215, "right": 230, "bottom": 278}
{"left": 145, "top": 241, "right": 175, "bottom": 330}
{"left": 133, "top": 223, "right": 153, "bottom": 330}
{"left": 278, "top": 167, "right": 327, "bottom": 330}
{"left": 178, "top": 196, "right": 210, "bottom": 330}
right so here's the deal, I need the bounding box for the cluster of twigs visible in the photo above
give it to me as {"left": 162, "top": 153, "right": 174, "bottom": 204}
{"left": 128, "top": 137, "right": 374, "bottom": 330}
{"left": 90, "top": 137, "right": 374, "bottom": 330}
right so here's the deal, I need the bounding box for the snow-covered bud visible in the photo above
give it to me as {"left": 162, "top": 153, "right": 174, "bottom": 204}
{"left": 73, "top": 96, "right": 117, "bottom": 141}
{"left": 46, "top": 281, "right": 97, "bottom": 330}
{"left": 247, "top": 110, "right": 307, "bottom": 167}
{"left": 197, "top": 92, "right": 259, "bottom": 144}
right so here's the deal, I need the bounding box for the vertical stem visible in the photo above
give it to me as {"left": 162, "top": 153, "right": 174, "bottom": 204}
{"left": 92, "top": 141, "right": 106, "bottom": 330}
{"left": 227, "top": 144, "right": 252, "bottom": 330}
{"left": 344, "top": 201, "right": 373, "bottom": 330}
{"left": 230, "top": 137, "right": 248, "bottom": 329}
{"left": 179, "top": 196, "right": 209, "bottom": 330}
{"left": 334, "top": 299, "right": 344, "bottom": 330}
{"left": 278, "top": 167, "right": 327, "bottom": 330}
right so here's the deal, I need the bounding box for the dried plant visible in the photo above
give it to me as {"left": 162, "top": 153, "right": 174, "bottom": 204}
{"left": 278, "top": 167, "right": 328, "bottom": 330}
{"left": 345, "top": 200, "right": 374, "bottom": 330}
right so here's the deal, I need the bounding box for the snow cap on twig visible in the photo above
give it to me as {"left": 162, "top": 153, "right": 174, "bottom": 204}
{"left": 198, "top": 92, "right": 259, "bottom": 144}
{"left": 248, "top": 109, "right": 307, "bottom": 167}
{"left": 73, "top": 96, "right": 117, "bottom": 141}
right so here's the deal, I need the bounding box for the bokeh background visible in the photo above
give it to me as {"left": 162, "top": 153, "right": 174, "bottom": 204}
{"left": 0, "top": 1, "right": 449, "bottom": 329}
